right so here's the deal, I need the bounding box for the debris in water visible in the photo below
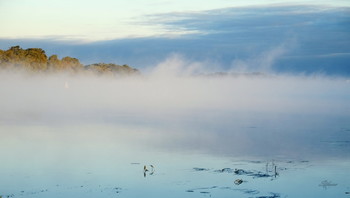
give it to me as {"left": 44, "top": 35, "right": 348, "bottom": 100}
{"left": 214, "top": 168, "right": 234, "bottom": 173}
{"left": 144, "top": 165, "right": 155, "bottom": 177}
{"left": 243, "top": 189, "right": 259, "bottom": 195}
{"left": 256, "top": 192, "right": 280, "bottom": 198}
{"left": 186, "top": 186, "right": 218, "bottom": 193}
{"left": 234, "top": 179, "right": 243, "bottom": 185}
{"left": 114, "top": 187, "right": 122, "bottom": 193}
{"left": 150, "top": 165, "right": 155, "bottom": 175}
{"left": 193, "top": 167, "right": 209, "bottom": 171}
{"left": 234, "top": 168, "right": 250, "bottom": 175}
{"left": 249, "top": 160, "right": 262, "bottom": 163}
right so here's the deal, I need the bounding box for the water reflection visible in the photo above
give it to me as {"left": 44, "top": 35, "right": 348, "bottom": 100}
{"left": 143, "top": 165, "right": 155, "bottom": 177}
{"left": 0, "top": 74, "right": 349, "bottom": 197}
{"left": 0, "top": 119, "right": 349, "bottom": 198}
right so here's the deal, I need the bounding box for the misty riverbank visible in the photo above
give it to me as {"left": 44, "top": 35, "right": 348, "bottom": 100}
{"left": 1, "top": 51, "right": 350, "bottom": 198}
{"left": 0, "top": 46, "right": 140, "bottom": 76}
{"left": 1, "top": 70, "right": 349, "bottom": 124}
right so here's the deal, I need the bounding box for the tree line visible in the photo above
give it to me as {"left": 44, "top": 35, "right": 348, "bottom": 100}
{"left": 0, "top": 46, "right": 140, "bottom": 76}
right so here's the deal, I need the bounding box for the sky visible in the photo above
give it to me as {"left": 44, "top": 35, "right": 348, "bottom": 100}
{"left": 0, "top": 0, "right": 350, "bottom": 75}
{"left": 0, "top": 0, "right": 349, "bottom": 41}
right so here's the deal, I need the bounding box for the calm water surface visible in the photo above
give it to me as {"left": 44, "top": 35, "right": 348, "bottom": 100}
{"left": 1, "top": 75, "right": 349, "bottom": 197}
{"left": 1, "top": 113, "right": 349, "bottom": 198}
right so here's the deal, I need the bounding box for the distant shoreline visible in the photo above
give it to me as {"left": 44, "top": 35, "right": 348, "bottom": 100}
{"left": 0, "top": 46, "right": 140, "bottom": 76}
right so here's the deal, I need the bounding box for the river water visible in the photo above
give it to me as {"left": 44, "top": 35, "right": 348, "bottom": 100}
{"left": 0, "top": 74, "right": 349, "bottom": 197}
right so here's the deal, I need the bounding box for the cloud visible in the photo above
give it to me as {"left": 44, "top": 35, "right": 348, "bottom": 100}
{"left": 1, "top": 5, "right": 349, "bottom": 76}
{"left": 142, "top": 5, "right": 347, "bottom": 35}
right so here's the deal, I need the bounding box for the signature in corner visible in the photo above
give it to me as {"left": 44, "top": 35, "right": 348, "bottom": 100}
{"left": 318, "top": 180, "right": 338, "bottom": 189}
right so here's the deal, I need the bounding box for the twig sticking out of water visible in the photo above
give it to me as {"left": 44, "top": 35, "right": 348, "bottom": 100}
{"left": 266, "top": 161, "right": 279, "bottom": 179}
{"left": 274, "top": 165, "right": 279, "bottom": 178}
{"left": 144, "top": 165, "right": 155, "bottom": 177}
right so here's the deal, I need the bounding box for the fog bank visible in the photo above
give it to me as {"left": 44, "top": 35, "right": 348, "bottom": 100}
{"left": 0, "top": 63, "right": 349, "bottom": 125}
{"left": 1, "top": 60, "right": 350, "bottom": 159}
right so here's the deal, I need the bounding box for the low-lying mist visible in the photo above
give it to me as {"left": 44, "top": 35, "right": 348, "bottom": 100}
{"left": 1, "top": 57, "right": 350, "bottom": 159}
{"left": 1, "top": 58, "right": 349, "bottom": 125}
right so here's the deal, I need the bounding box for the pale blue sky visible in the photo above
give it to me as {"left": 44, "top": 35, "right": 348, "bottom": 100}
{"left": 1, "top": 0, "right": 349, "bottom": 76}
{"left": 0, "top": 0, "right": 349, "bottom": 41}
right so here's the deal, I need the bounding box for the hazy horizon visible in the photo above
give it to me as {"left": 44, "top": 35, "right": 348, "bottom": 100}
{"left": 1, "top": 1, "right": 350, "bottom": 197}
{"left": 1, "top": 2, "right": 349, "bottom": 76}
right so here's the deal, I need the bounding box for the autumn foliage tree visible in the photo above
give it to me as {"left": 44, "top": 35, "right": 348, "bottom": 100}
{"left": 85, "top": 63, "right": 140, "bottom": 76}
{"left": 61, "top": 56, "right": 83, "bottom": 71}
{"left": 0, "top": 46, "right": 47, "bottom": 71}
{"left": 47, "top": 55, "right": 61, "bottom": 70}
{"left": 0, "top": 46, "right": 139, "bottom": 76}
{"left": 47, "top": 55, "right": 83, "bottom": 72}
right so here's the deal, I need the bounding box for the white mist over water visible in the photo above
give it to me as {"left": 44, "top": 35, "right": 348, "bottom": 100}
{"left": 0, "top": 58, "right": 350, "bottom": 198}
{"left": 230, "top": 39, "right": 295, "bottom": 73}
{"left": 1, "top": 57, "right": 349, "bottom": 159}
{"left": 0, "top": 65, "right": 349, "bottom": 122}
{"left": 0, "top": 55, "right": 349, "bottom": 158}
